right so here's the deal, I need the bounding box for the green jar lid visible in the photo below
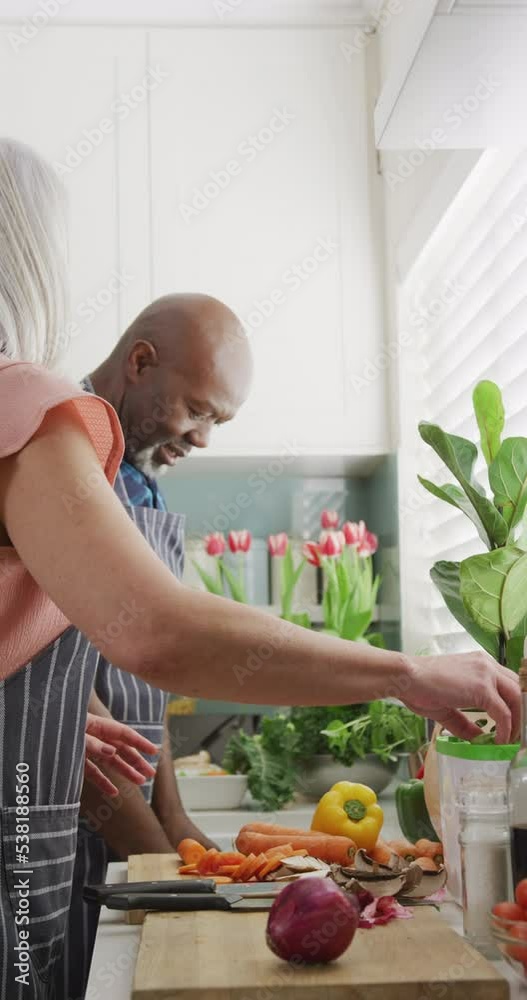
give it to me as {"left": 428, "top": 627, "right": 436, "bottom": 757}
{"left": 436, "top": 735, "right": 520, "bottom": 761}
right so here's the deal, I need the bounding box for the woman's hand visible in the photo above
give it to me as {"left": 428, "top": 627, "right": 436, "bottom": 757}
{"left": 405, "top": 651, "right": 521, "bottom": 745}
{"left": 85, "top": 713, "right": 158, "bottom": 798}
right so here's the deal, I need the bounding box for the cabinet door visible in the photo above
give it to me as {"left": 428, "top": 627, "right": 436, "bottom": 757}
{"left": 0, "top": 27, "right": 150, "bottom": 378}
{"left": 148, "top": 28, "right": 386, "bottom": 457}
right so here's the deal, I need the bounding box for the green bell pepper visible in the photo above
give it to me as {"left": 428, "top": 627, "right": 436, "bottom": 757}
{"left": 395, "top": 779, "right": 437, "bottom": 843}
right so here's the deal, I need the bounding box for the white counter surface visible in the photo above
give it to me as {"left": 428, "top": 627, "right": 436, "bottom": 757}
{"left": 86, "top": 795, "right": 526, "bottom": 1000}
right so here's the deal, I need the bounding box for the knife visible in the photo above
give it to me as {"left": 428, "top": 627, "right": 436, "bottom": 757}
{"left": 84, "top": 879, "right": 285, "bottom": 905}
{"left": 102, "top": 892, "right": 274, "bottom": 912}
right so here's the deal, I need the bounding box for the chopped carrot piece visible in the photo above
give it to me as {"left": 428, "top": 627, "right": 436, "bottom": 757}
{"left": 258, "top": 857, "right": 283, "bottom": 880}
{"left": 262, "top": 844, "right": 295, "bottom": 861}
{"left": 233, "top": 853, "right": 257, "bottom": 882}
{"left": 197, "top": 849, "right": 221, "bottom": 875}
{"left": 178, "top": 864, "right": 200, "bottom": 875}
{"left": 214, "top": 852, "right": 246, "bottom": 866}
{"left": 212, "top": 876, "right": 234, "bottom": 884}
{"left": 177, "top": 839, "right": 207, "bottom": 866}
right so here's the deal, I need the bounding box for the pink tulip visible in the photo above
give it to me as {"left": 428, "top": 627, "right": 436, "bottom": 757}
{"left": 228, "top": 529, "right": 252, "bottom": 554}
{"left": 205, "top": 532, "right": 226, "bottom": 557}
{"left": 342, "top": 520, "right": 378, "bottom": 557}
{"left": 268, "top": 532, "right": 289, "bottom": 557}
{"left": 319, "top": 530, "right": 344, "bottom": 558}
{"left": 302, "top": 541, "right": 322, "bottom": 567}
{"left": 321, "top": 509, "right": 340, "bottom": 530}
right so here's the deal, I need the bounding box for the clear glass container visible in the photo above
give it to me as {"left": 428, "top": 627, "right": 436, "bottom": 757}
{"left": 458, "top": 777, "right": 512, "bottom": 958}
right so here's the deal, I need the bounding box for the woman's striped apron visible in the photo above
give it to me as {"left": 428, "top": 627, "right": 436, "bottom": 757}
{"left": 62, "top": 490, "right": 185, "bottom": 1000}
{"left": 0, "top": 628, "right": 101, "bottom": 1000}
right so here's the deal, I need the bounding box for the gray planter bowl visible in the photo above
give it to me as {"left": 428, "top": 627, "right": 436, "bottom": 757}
{"left": 296, "top": 754, "right": 398, "bottom": 801}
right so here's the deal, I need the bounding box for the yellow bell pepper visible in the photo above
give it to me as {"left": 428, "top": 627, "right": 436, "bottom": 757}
{"left": 311, "top": 781, "right": 383, "bottom": 851}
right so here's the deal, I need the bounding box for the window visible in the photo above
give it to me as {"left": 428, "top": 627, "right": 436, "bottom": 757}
{"left": 396, "top": 149, "right": 527, "bottom": 656}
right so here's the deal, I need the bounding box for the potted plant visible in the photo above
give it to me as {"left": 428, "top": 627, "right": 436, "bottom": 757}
{"left": 418, "top": 380, "right": 526, "bottom": 900}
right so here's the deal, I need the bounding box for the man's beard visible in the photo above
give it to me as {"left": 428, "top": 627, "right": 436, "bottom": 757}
{"left": 129, "top": 445, "right": 169, "bottom": 479}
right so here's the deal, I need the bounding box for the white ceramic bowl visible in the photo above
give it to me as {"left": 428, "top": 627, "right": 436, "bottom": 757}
{"left": 176, "top": 773, "right": 248, "bottom": 811}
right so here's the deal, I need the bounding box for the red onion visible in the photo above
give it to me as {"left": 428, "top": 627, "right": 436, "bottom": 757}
{"left": 265, "top": 878, "right": 360, "bottom": 964}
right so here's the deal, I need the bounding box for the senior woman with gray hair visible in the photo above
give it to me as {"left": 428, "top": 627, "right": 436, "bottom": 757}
{"left": 0, "top": 137, "right": 520, "bottom": 999}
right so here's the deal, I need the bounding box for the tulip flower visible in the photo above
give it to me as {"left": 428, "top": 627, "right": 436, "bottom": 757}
{"left": 342, "top": 520, "right": 378, "bottom": 557}
{"left": 321, "top": 509, "right": 340, "bottom": 530}
{"left": 319, "top": 530, "right": 344, "bottom": 558}
{"left": 302, "top": 541, "right": 322, "bottom": 567}
{"left": 268, "top": 532, "right": 289, "bottom": 557}
{"left": 228, "top": 529, "right": 252, "bottom": 554}
{"left": 204, "top": 532, "right": 226, "bottom": 557}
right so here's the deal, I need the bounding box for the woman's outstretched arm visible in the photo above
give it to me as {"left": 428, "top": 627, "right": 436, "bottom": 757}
{"left": 0, "top": 403, "right": 520, "bottom": 743}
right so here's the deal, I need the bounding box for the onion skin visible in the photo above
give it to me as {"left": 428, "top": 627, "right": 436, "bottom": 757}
{"left": 265, "top": 878, "right": 360, "bottom": 964}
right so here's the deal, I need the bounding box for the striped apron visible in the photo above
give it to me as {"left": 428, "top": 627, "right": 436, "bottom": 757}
{"left": 63, "top": 492, "right": 185, "bottom": 1000}
{"left": 0, "top": 628, "right": 101, "bottom": 1000}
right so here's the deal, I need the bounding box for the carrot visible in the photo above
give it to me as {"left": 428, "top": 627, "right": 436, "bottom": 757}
{"left": 234, "top": 853, "right": 258, "bottom": 882}
{"left": 178, "top": 865, "right": 199, "bottom": 875}
{"left": 177, "top": 838, "right": 207, "bottom": 867}
{"left": 212, "top": 876, "right": 233, "bottom": 884}
{"left": 236, "top": 830, "right": 356, "bottom": 867}
{"left": 369, "top": 842, "right": 395, "bottom": 866}
{"left": 258, "top": 857, "right": 284, "bottom": 879}
{"left": 197, "top": 849, "right": 221, "bottom": 875}
{"left": 213, "top": 852, "right": 246, "bottom": 866}
{"left": 241, "top": 823, "right": 317, "bottom": 837}
{"left": 415, "top": 856, "right": 438, "bottom": 872}
{"left": 415, "top": 840, "right": 444, "bottom": 866}
{"left": 216, "top": 865, "right": 241, "bottom": 876}
{"left": 387, "top": 839, "right": 419, "bottom": 863}
{"left": 260, "top": 844, "right": 296, "bottom": 861}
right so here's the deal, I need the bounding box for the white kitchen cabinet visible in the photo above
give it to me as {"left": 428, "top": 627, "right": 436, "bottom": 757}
{"left": 0, "top": 27, "right": 150, "bottom": 378}
{"left": 148, "top": 28, "right": 387, "bottom": 464}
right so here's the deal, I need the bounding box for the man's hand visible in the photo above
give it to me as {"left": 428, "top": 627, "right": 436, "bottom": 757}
{"left": 85, "top": 713, "right": 157, "bottom": 798}
{"left": 405, "top": 651, "right": 521, "bottom": 745}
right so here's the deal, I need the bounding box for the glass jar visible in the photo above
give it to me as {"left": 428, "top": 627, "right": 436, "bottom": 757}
{"left": 458, "top": 777, "right": 512, "bottom": 958}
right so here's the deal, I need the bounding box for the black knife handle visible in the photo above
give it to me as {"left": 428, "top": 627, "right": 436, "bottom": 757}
{"left": 104, "top": 893, "right": 233, "bottom": 912}
{"left": 83, "top": 879, "right": 216, "bottom": 904}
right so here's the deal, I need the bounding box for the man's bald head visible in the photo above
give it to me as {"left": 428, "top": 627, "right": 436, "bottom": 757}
{"left": 91, "top": 293, "right": 253, "bottom": 474}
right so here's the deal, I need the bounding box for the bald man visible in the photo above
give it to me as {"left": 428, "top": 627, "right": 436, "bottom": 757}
{"left": 65, "top": 294, "right": 252, "bottom": 1000}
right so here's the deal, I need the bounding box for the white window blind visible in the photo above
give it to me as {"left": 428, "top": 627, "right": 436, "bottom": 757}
{"left": 397, "top": 149, "right": 527, "bottom": 657}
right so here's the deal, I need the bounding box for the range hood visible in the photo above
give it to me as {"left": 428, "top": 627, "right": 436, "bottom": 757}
{"left": 375, "top": 0, "right": 527, "bottom": 148}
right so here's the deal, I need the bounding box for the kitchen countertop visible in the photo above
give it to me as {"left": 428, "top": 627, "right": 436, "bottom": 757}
{"left": 86, "top": 789, "right": 527, "bottom": 1000}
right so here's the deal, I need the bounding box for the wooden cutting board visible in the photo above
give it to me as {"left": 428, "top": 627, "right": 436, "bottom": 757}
{"left": 129, "top": 854, "right": 509, "bottom": 1000}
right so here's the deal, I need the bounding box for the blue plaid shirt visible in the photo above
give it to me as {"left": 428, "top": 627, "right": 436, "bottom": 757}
{"left": 82, "top": 377, "right": 168, "bottom": 512}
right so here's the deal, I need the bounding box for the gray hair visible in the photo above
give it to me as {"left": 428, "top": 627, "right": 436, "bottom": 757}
{"left": 0, "top": 138, "right": 68, "bottom": 369}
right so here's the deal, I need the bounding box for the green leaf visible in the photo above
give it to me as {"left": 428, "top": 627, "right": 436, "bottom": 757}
{"left": 340, "top": 602, "right": 372, "bottom": 641}
{"left": 191, "top": 559, "right": 224, "bottom": 596}
{"left": 505, "top": 635, "right": 525, "bottom": 673}
{"left": 220, "top": 562, "right": 247, "bottom": 603}
{"left": 430, "top": 561, "right": 499, "bottom": 658}
{"left": 501, "top": 550, "right": 527, "bottom": 633}
{"left": 365, "top": 632, "right": 386, "bottom": 648}
{"left": 418, "top": 477, "right": 492, "bottom": 548}
{"left": 489, "top": 438, "right": 527, "bottom": 535}
{"left": 459, "top": 547, "right": 525, "bottom": 635}
{"left": 419, "top": 422, "right": 508, "bottom": 548}
{"left": 473, "top": 380, "right": 505, "bottom": 466}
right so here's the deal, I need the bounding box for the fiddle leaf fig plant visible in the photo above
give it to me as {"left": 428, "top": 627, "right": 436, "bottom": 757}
{"left": 419, "top": 380, "right": 527, "bottom": 671}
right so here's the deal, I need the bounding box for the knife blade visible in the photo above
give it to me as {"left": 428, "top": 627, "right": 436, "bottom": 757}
{"left": 103, "top": 892, "right": 273, "bottom": 912}
{"left": 84, "top": 880, "right": 285, "bottom": 905}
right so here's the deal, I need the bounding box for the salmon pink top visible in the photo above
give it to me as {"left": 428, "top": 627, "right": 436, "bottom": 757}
{"left": 0, "top": 355, "right": 124, "bottom": 679}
